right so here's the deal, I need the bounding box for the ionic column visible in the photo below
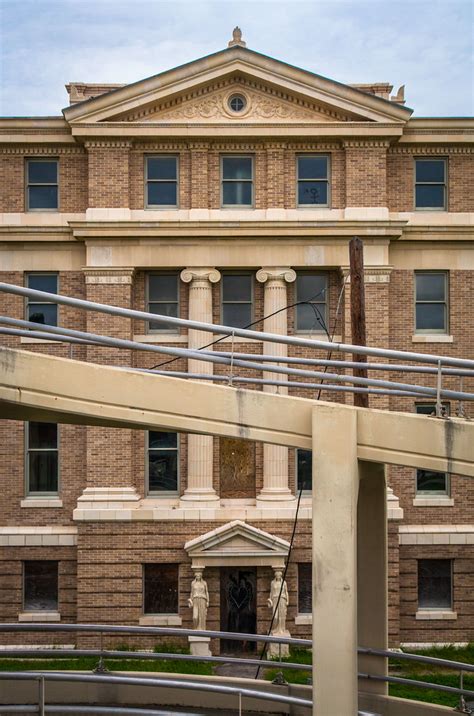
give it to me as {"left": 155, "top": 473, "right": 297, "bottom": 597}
{"left": 256, "top": 267, "right": 296, "bottom": 502}
{"left": 180, "top": 268, "right": 221, "bottom": 502}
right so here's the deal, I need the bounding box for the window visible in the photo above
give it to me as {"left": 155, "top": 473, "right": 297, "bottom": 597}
{"left": 418, "top": 559, "right": 452, "bottom": 609}
{"left": 221, "top": 273, "right": 253, "bottom": 328}
{"left": 147, "top": 431, "right": 179, "bottom": 494}
{"left": 297, "top": 449, "right": 312, "bottom": 491}
{"left": 296, "top": 273, "right": 328, "bottom": 332}
{"left": 26, "top": 273, "right": 58, "bottom": 327}
{"left": 26, "top": 422, "right": 59, "bottom": 495}
{"left": 415, "top": 404, "right": 449, "bottom": 495}
{"left": 26, "top": 159, "right": 58, "bottom": 210}
{"left": 24, "top": 561, "right": 58, "bottom": 611}
{"left": 228, "top": 94, "right": 246, "bottom": 113}
{"left": 143, "top": 563, "right": 179, "bottom": 614}
{"left": 297, "top": 155, "right": 329, "bottom": 206}
{"left": 298, "top": 563, "right": 312, "bottom": 614}
{"left": 221, "top": 156, "right": 253, "bottom": 207}
{"left": 415, "top": 272, "right": 448, "bottom": 333}
{"left": 415, "top": 159, "right": 446, "bottom": 210}
{"left": 147, "top": 273, "right": 179, "bottom": 332}
{"left": 146, "top": 156, "right": 178, "bottom": 207}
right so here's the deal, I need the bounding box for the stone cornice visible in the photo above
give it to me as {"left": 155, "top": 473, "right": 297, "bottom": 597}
{"left": 389, "top": 145, "right": 474, "bottom": 154}
{"left": 256, "top": 267, "right": 296, "bottom": 283}
{"left": 180, "top": 267, "right": 221, "bottom": 284}
{"left": 0, "top": 145, "right": 84, "bottom": 155}
{"left": 343, "top": 140, "right": 391, "bottom": 149}
{"left": 84, "top": 140, "right": 132, "bottom": 149}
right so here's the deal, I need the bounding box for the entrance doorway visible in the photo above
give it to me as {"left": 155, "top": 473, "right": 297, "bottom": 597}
{"left": 220, "top": 567, "right": 257, "bottom": 652}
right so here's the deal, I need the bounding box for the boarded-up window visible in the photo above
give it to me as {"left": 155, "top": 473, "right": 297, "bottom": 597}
{"left": 220, "top": 438, "right": 255, "bottom": 498}
{"left": 298, "top": 563, "right": 312, "bottom": 614}
{"left": 144, "top": 564, "right": 179, "bottom": 614}
{"left": 24, "top": 561, "right": 58, "bottom": 611}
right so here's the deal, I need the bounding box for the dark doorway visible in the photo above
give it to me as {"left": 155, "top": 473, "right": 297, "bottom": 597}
{"left": 220, "top": 567, "right": 257, "bottom": 652}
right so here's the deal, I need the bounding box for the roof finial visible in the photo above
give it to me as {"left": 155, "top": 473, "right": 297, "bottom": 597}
{"left": 228, "top": 26, "right": 246, "bottom": 48}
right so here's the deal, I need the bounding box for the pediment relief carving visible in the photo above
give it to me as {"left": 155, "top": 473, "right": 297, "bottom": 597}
{"left": 120, "top": 80, "right": 351, "bottom": 124}
{"left": 184, "top": 520, "right": 290, "bottom": 558}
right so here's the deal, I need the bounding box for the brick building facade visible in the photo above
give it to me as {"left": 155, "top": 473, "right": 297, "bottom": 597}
{"left": 0, "top": 34, "right": 473, "bottom": 651}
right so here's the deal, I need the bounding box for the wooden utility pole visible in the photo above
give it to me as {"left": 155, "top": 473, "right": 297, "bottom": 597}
{"left": 349, "top": 236, "right": 368, "bottom": 407}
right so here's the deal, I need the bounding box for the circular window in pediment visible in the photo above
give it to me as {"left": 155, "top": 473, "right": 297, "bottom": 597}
{"left": 228, "top": 93, "right": 247, "bottom": 113}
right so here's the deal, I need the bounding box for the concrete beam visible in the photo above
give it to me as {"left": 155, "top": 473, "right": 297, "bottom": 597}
{"left": 1, "top": 347, "right": 474, "bottom": 476}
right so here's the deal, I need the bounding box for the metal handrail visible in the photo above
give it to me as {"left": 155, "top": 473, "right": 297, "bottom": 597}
{"left": 359, "top": 672, "right": 474, "bottom": 699}
{"left": 2, "top": 281, "right": 474, "bottom": 369}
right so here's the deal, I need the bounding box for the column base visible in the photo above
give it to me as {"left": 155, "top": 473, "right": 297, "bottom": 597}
{"left": 256, "top": 489, "right": 296, "bottom": 503}
{"left": 180, "top": 488, "right": 220, "bottom": 504}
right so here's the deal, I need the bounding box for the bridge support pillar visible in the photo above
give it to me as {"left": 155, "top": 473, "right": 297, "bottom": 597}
{"left": 358, "top": 460, "right": 388, "bottom": 694}
{"left": 312, "top": 404, "right": 359, "bottom": 716}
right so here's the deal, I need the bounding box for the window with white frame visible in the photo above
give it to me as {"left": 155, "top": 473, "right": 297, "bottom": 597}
{"left": 26, "top": 422, "right": 59, "bottom": 495}
{"left": 221, "top": 156, "right": 253, "bottom": 207}
{"left": 415, "top": 159, "right": 446, "bottom": 210}
{"left": 297, "top": 449, "right": 312, "bottom": 491}
{"left": 298, "top": 563, "right": 312, "bottom": 614}
{"left": 414, "top": 272, "right": 448, "bottom": 333}
{"left": 296, "top": 273, "right": 328, "bottom": 333}
{"left": 418, "top": 559, "right": 452, "bottom": 610}
{"left": 26, "top": 273, "right": 58, "bottom": 327}
{"left": 26, "top": 159, "right": 59, "bottom": 210}
{"left": 147, "top": 431, "right": 179, "bottom": 494}
{"left": 297, "top": 155, "right": 329, "bottom": 206}
{"left": 145, "top": 156, "right": 178, "bottom": 208}
{"left": 415, "top": 404, "right": 450, "bottom": 495}
{"left": 147, "top": 273, "right": 179, "bottom": 332}
{"left": 143, "top": 563, "right": 179, "bottom": 614}
{"left": 221, "top": 273, "right": 253, "bottom": 328}
{"left": 23, "top": 561, "right": 58, "bottom": 611}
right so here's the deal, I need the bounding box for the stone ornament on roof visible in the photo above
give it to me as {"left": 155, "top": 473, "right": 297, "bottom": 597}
{"left": 228, "top": 26, "right": 246, "bottom": 47}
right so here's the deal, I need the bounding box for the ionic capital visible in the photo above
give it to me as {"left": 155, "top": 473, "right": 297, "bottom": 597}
{"left": 180, "top": 268, "right": 221, "bottom": 285}
{"left": 256, "top": 267, "right": 296, "bottom": 284}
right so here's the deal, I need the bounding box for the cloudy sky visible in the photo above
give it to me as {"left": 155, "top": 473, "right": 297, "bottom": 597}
{"left": 0, "top": 0, "right": 472, "bottom": 117}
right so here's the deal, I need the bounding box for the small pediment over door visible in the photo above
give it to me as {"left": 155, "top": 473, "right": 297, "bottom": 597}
{"left": 184, "top": 520, "right": 290, "bottom": 569}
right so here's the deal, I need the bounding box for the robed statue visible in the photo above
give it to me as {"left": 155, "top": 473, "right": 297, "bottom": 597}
{"left": 188, "top": 571, "right": 209, "bottom": 630}
{"left": 267, "top": 569, "right": 289, "bottom": 633}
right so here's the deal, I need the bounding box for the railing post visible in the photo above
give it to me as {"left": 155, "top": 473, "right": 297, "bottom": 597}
{"left": 38, "top": 675, "right": 45, "bottom": 716}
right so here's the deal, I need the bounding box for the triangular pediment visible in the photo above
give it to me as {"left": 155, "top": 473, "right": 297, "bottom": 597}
{"left": 185, "top": 520, "right": 290, "bottom": 567}
{"left": 63, "top": 46, "right": 412, "bottom": 126}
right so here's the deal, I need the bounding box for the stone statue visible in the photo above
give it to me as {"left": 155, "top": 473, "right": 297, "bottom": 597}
{"left": 228, "top": 26, "right": 246, "bottom": 47}
{"left": 267, "top": 569, "right": 289, "bottom": 634}
{"left": 188, "top": 571, "right": 209, "bottom": 630}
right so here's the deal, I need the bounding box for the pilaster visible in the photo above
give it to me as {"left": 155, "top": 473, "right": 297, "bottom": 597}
{"left": 188, "top": 142, "right": 210, "bottom": 210}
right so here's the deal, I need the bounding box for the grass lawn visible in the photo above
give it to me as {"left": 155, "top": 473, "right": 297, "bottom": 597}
{"left": 263, "top": 644, "right": 474, "bottom": 708}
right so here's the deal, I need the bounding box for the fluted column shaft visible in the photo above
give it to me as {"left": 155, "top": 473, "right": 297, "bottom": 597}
{"left": 180, "top": 268, "right": 221, "bottom": 502}
{"left": 256, "top": 268, "right": 296, "bottom": 502}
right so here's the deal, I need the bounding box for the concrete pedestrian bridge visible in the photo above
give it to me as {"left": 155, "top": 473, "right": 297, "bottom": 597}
{"left": 1, "top": 345, "right": 474, "bottom": 716}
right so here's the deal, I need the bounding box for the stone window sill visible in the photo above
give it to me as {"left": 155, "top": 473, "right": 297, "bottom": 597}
{"left": 413, "top": 497, "right": 454, "bottom": 507}
{"left": 133, "top": 334, "right": 188, "bottom": 344}
{"left": 416, "top": 610, "right": 457, "bottom": 621}
{"left": 139, "top": 615, "right": 182, "bottom": 627}
{"left": 294, "top": 614, "right": 312, "bottom": 625}
{"left": 18, "top": 611, "right": 61, "bottom": 623}
{"left": 20, "top": 336, "right": 61, "bottom": 345}
{"left": 21, "top": 499, "right": 63, "bottom": 508}
{"left": 412, "top": 334, "right": 453, "bottom": 344}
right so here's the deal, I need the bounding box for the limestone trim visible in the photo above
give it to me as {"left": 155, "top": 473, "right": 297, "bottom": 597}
{"left": 412, "top": 334, "right": 454, "bottom": 344}
{"left": 73, "top": 504, "right": 313, "bottom": 522}
{"left": 20, "top": 498, "right": 63, "bottom": 508}
{"left": 343, "top": 140, "right": 391, "bottom": 148}
{"left": 0, "top": 526, "right": 77, "bottom": 547}
{"left": 412, "top": 497, "right": 454, "bottom": 507}
{"left": 387, "top": 487, "right": 404, "bottom": 520}
{"left": 399, "top": 525, "right": 474, "bottom": 545}
{"left": 389, "top": 145, "right": 474, "bottom": 154}
{"left": 184, "top": 519, "right": 290, "bottom": 568}
{"left": 83, "top": 268, "right": 135, "bottom": 285}
{"left": 76, "top": 487, "right": 141, "bottom": 510}
{"left": 256, "top": 267, "right": 296, "bottom": 284}
{"left": 132, "top": 142, "right": 187, "bottom": 151}
{"left": 340, "top": 266, "right": 392, "bottom": 284}
{"left": 295, "top": 614, "right": 312, "bottom": 625}
{"left": 180, "top": 268, "right": 221, "bottom": 284}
